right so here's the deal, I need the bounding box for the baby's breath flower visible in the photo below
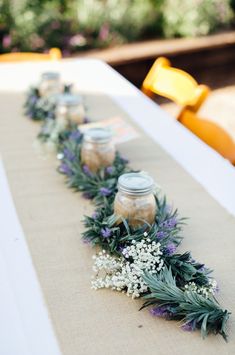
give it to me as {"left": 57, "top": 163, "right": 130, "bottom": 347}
{"left": 184, "top": 279, "right": 218, "bottom": 298}
{"left": 91, "top": 238, "right": 164, "bottom": 298}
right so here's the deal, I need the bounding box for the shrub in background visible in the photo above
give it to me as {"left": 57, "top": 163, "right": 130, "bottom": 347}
{"left": 0, "top": 0, "right": 14, "bottom": 53}
{"left": 160, "top": 0, "right": 233, "bottom": 37}
{"left": 9, "top": 0, "right": 78, "bottom": 53}
{"left": 76, "top": 0, "right": 162, "bottom": 48}
{"left": 0, "top": 0, "right": 234, "bottom": 54}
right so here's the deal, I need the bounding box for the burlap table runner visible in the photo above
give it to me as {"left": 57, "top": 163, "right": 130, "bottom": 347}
{"left": 0, "top": 91, "right": 235, "bottom": 355}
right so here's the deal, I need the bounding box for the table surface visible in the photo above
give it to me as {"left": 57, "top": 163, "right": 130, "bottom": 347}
{"left": 0, "top": 59, "right": 235, "bottom": 355}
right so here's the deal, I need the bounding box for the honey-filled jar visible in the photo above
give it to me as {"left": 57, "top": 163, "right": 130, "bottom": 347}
{"left": 56, "top": 93, "right": 85, "bottom": 124}
{"left": 114, "top": 172, "right": 156, "bottom": 228}
{"left": 81, "top": 128, "right": 115, "bottom": 173}
{"left": 39, "top": 72, "right": 61, "bottom": 97}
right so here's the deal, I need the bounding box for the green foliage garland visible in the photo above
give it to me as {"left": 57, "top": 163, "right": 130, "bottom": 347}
{"left": 24, "top": 84, "right": 71, "bottom": 121}
{"left": 59, "top": 134, "right": 130, "bottom": 205}
{"left": 24, "top": 80, "right": 230, "bottom": 341}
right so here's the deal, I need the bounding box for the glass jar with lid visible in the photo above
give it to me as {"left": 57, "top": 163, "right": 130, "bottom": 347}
{"left": 114, "top": 172, "right": 156, "bottom": 228}
{"left": 56, "top": 93, "right": 85, "bottom": 125}
{"left": 39, "top": 72, "right": 62, "bottom": 97}
{"left": 81, "top": 128, "right": 115, "bottom": 173}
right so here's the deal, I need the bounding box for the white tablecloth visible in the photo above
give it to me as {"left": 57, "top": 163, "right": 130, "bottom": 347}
{"left": 0, "top": 59, "right": 234, "bottom": 354}
{"left": 1, "top": 59, "right": 235, "bottom": 216}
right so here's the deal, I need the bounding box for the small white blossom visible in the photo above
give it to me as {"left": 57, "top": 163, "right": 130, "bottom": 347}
{"left": 57, "top": 153, "right": 64, "bottom": 160}
{"left": 91, "top": 238, "right": 164, "bottom": 298}
{"left": 39, "top": 117, "right": 68, "bottom": 151}
{"left": 184, "top": 279, "right": 218, "bottom": 298}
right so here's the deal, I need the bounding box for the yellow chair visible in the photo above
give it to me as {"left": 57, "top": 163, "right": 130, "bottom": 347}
{"left": 142, "top": 57, "right": 235, "bottom": 162}
{"left": 178, "top": 109, "right": 235, "bottom": 164}
{"left": 0, "top": 48, "right": 62, "bottom": 62}
{"left": 142, "top": 57, "right": 210, "bottom": 113}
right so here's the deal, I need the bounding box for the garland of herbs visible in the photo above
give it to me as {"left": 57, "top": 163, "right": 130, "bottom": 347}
{"left": 24, "top": 84, "right": 72, "bottom": 121}
{"left": 24, "top": 83, "right": 230, "bottom": 341}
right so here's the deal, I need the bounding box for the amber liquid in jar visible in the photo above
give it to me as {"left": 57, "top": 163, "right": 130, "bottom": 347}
{"left": 39, "top": 72, "right": 62, "bottom": 98}
{"left": 56, "top": 93, "right": 85, "bottom": 124}
{"left": 114, "top": 173, "right": 156, "bottom": 228}
{"left": 81, "top": 128, "right": 115, "bottom": 173}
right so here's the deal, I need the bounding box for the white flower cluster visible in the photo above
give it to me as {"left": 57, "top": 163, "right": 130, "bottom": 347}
{"left": 44, "top": 117, "right": 68, "bottom": 151}
{"left": 34, "top": 117, "right": 68, "bottom": 154}
{"left": 184, "top": 279, "right": 218, "bottom": 298}
{"left": 91, "top": 238, "right": 164, "bottom": 298}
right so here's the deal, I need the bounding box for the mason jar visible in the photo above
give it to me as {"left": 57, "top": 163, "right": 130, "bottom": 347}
{"left": 56, "top": 93, "right": 85, "bottom": 124}
{"left": 39, "top": 72, "right": 62, "bottom": 97}
{"left": 81, "top": 128, "right": 115, "bottom": 173}
{"left": 114, "top": 173, "right": 156, "bottom": 228}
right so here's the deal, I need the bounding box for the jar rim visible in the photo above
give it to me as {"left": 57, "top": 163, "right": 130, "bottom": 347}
{"left": 41, "top": 72, "right": 60, "bottom": 80}
{"left": 83, "top": 127, "right": 112, "bottom": 143}
{"left": 118, "top": 172, "right": 154, "bottom": 195}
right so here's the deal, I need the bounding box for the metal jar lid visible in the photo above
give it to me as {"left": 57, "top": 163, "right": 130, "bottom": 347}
{"left": 41, "top": 72, "right": 60, "bottom": 80}
{"left": 118, "top": 173, "right": 154, "bottom": 195}
{"left": 57, "top": 93, "right": 82, "bottom": 107}
{"left": 83, "top": 128, "right": 112, "bottom": 144}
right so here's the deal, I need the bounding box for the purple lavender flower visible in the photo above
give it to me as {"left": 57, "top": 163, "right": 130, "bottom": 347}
{"left": 198, "top": 264, "right": 205, "bottom": 271}
{"left": 83, "top": 165, "right": 93, "bottom": 177}
{"left": 120, "top": 156, "right": 129, "bottom": 164}
{"left": 167, "top": 217, "right": 177, "bottom": 228}
{"left": 27, "top": 110, "right": 33, "bottom": 118}
{"left": 92, "top": 211, "right": 99, "bottom": 220}
{"left": 30, "top": 95, "right": 37, "bottom": 105}
{"left": 83, "top": 238, "right": 91, "bottom": 245}
{"left": 59, "top": 163, "right": 73, "bottom": 176}
{"left": 84, "top": 117, "right": 90, "bottom": 124}
{"left": 165, "top": 243, "right": 177, "bottom": 256}
{"left": 150, "top": 305, "right": 172, "bottom": 319}
{"left": 159, "top": 221, "right": 166, "bottom": 228}
{"left": 156, "top": 231, "right": 166, "bottom": 240}
{"left": 69, "top": 130, "right": 81, "bottom": 142}
{"left": 99, "top": 187, "right": 112, "bottom": 197}
{"left": 101, "top": 227, "right": 112, "bottom": 238}
{"left": 161, "top": 217, "right": 177, "bottom": 229}
{"left": 106, "top": 166, "right": 114, "bottom": 175}
{"left": 82, "top": 191, "right": 93, "bottom": 200}
{"left": 63, "top": 148, "right": 76, "bottom": 161}
{"left": 119, "top": 246, "right": 125, "bottom": 253}
{"left": 181, "top": 321, "right": 195, "bottom": 332}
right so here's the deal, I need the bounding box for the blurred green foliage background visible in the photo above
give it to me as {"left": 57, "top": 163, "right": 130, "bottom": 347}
{"left": 0, "top": 0, "right": 234, "bottom": 54}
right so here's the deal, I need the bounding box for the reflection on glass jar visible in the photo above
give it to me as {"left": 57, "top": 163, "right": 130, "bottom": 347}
{"left": 114, "top": 173, "right": 156, "bottom": 228}
{"left": 56, "top": 93, "right": 85, "bottom": 124}
{"left": 81, "top": 128, "right": 115, "bottom": 173}
{"left": 39, "top": 72, "right": 61, "bottom": 97}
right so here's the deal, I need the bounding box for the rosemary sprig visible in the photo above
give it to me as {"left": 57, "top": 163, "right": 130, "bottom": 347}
{"left": 142, "top": 267, "right": 230, "bottom": 341}
{"left": 164, "top": 252, "right": 212, "bottom": 288}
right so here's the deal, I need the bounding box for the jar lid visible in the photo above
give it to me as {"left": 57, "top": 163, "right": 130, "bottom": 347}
{"left": 57, "top": 93, "right": 82, "bottom": 107}
{"left": 118, "top": 173, "right": 154, "bottom": 195}
{"left": 41, "top": 72, "right": 60, "bottom": 80}
{"left": 84, "top": 128, "right": 112, "bottom": 143}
